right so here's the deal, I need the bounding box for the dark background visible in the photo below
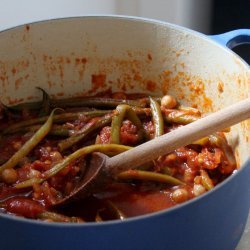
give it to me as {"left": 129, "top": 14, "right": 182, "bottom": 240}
{"left": 211, "top": 0, "right": 250, "bottom": 63}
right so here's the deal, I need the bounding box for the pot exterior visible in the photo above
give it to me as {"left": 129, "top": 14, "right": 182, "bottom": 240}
{"left": 1, "top": 160, "right": 250, "bottom": 250}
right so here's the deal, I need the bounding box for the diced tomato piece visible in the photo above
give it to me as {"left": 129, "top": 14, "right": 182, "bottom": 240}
{"left": 120, "top": 120, "right": 139, "bottom": 145}
{"left": 99, "top": 126, "right": 111, "bottom": 144}
{"left": 197, "top": 148, "right": 222, "bottom": 170}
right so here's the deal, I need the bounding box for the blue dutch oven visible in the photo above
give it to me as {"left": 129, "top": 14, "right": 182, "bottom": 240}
{"left": 0, "top": 16, "right": 249, "bottom": 250}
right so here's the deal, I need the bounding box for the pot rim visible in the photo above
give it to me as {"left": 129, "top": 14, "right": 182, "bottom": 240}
{"left": 0, "top": 14, "right": 249, "bottom": 69}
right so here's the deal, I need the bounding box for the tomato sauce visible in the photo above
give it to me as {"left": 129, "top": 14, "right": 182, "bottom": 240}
{"left": 0, "top": 93, "right": 236, "bottom": 222}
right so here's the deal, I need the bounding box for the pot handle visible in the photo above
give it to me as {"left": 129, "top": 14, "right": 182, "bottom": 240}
{"left": 210, "top": 29, "right": 250, "bottom": 49}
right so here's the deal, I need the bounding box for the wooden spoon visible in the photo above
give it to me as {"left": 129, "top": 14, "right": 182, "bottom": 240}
{"left": 55, "top": 98, "right": 250, "bottom": 205}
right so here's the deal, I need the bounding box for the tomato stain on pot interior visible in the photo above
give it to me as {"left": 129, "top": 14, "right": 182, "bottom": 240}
{"left": 15, "top": 77, "right": 23, "bottom": 90}
{"left": 91, "top": 74, "right": 106, "bottom": 91}
{"left": 147, "top": 53, "right": 152, "bottom": 61}
{"left": 217, "top": 81, "right": 224, "bottom": 93}
{"left": 75, "top": 57, "right": 87, "bottom": 81}
{"left": 145, "top": 80, "right": 157, "bottom": 92}
{"left": 25, "top": 25, "right": 30, "bottom": 32}
{"left": 11, "top": 67, "right": 17, "bottom": 75}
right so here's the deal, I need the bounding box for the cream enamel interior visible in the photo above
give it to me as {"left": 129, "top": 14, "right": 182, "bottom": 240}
{"left": 0, "top": 16, "right": 249, "bottom": 168}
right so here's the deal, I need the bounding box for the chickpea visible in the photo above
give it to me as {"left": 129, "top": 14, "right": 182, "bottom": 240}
{"left": 194, "top": 176, "right": 202, "bottom": 185}
{"left": 193, "top": 184, "right": 206, "bottom": 197}
{"left": 45, "top": 146, "right": 52, "bottom": 152}
{"left": 44, "top": 160, "right": 52, "bottom": 165}
{"left": 1, "top": 168, "right": 18, "bottom": 184}
{"left": 28, "top": 169, "right": 41, "bottom": 179}
{"left": 161, "top": 95, "right": 177, "bottom": 109}
{"left": 50, "top": 151, "right": 63, "bottom": 163}
{"left": 166, "top": 153, "right": 177, "bottom": 161}
{"left": 172, "top": 188, "right": 189, "bottom": 203}
{"left": 183, "top": 169, "right": 195, "bottom": 183}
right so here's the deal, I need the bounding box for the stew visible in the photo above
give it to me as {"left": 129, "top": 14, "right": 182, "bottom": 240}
{"left": 0, "top": 91, "right": 236, "bottom": 223}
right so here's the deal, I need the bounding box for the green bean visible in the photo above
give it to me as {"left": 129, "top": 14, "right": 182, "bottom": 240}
{"left": 149, "top": 97, "right": 164, "bottom": 137}
{"left": 5, "top": 96, "right": 160, "bottom": 113}
{"left": 110, "top": 105, "right": 128, "bottom": 144}
{"left": 37, "top": 87, "right": 50, "bottom": 116}
{"left": 132, "top": 107, "right": 151, "bottom": 117}
{"left": 3, "top": 88, "right": 49, "bottom": 112}
{"left": 0, "top": 109, "right": 57, "bottom": 174}
{"left": 126, "top": 107, "right": 146, "bottom": 141}
{"left": 160, "top": 166, "right": 174, "bottom": 175}
{"left": 45, "top": 126, "right": 70, "bottom": 137}
{"left": 200, "top": 169, "right": 214, "bottom": 190}
{"left": 3, "top": 124, "right": 70, "bottom": 137}
{"left": 51, "top": 97, "right": 148, "bottom": 109}
{"left": 95, "top": 201, "right": 126, "bottom": 222}
{"left": 192, "top": 137, "right": 210, "bottom": 146}
{"left": 95, "top": 209, "right": 104, "bottom": 222}
{"left": 137, "top": 162, "right": 154, "bottom": 171}
{"left": 106, "top": 200, "right": 126, "bottom": 220}
{"left": 111, "top": 105, "right": 146, "bottom": 144}
{"left": 0, "top": 159, "right": 6, "bottom": 165}
{"left": 5, "top": 101, "right": 42, "bottom": 111}
{"left": 208, "top": 133, "right": 236, "bottom": 167}
{"left": 15, "top": 178, "right": 42, "bottom": 188}
{"left": 0, "top": 102, "right": 14, "bottom": 116}
{"left": 2, "top": 110, "right": 110, "bottom": 135}
{"left": 15, "top": 144, "right": 132, "bottom": 189}
{"left": 58, "top": 114, "right": 113, "bottom": 151}
{"left": 117, "top": 169, "right": 184, "bottom": 185}
{"left": 178, "top": 105, "right": 201, "bottom": 116}
{"left": 38, "top": 211, "right": 84, "bottom": 223}
{"left": 163, "top": 110, "right": 199, "bottom": 124}
{"left": 5, "top": 98, "right": 120, "bottom": 111}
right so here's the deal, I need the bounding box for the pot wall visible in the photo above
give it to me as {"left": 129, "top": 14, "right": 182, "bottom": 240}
{"left": 0, "top": 17, "right": 249, "bottom": 165}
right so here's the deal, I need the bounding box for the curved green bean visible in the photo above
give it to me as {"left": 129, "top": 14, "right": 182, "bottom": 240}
{"left": 5, "top": 96, "right": 161, "bottom": 113}
{"left": 208, "top": 133, "right": 236, "bottom": 167}
{"left": 2, "top": 110, "right": 110, "bottom": 135}
{"left": 117, "top": 169, "right": 184, "bottom": 185}
{"left": 5, "top": 101, "right": 42, "bottom": 111}
{"left": 106, "top": 200, "right": 126, "bottom": 220}
{"left": 111, "top": 104, "right": 146, "bottom": 144}
{"left": 192, "top": 137, "right": 210, "bottom": 146}
{"left": 51, "top": 97, "right": 148, "bottom": 109}
{"left": 149, "top": 97, "right": 164, "bottom": 137}
{"left": 58, "top": 114, "right": 113, "bottom": 151}
{"left": 178, "top": 105, "right": 201, "bottom": 116}
{"left": 95, "top": 201, "right": 126, "bottom": 222}
{"left": 38, "top": 211, "right": 84, "bottom": 223}
{"left": 15, "top": 144, "right": 132, "bottom": 189}
{"left": 126, "top": 107, "right": 146, "bottom": 142}
{"left": 110, "top": 105, "right": 128, "bottom": 144}
{"left": 37, "top": 87, "right": 50, "bottom": 116}
{"left": 163, "top": 110, "right": 199, "bottom": 124}
{"left": 0, "top": 109, "right": 57, "bottom": 174}
{"left": 4, "top": 124, "right": 70, "bottom": 137}
{"left": 6, "top": 97, "right": 148, "bottom": 111}
{"left": 95, "top": 209, "right": 104, "bottom": 222}
{"left": 200, "top": 169, "right": 214, "bottom": 190}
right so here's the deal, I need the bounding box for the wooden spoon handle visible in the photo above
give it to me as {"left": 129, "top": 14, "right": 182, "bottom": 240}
{"left": 107, "top": 98, "right": 250, "bottom": 175}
